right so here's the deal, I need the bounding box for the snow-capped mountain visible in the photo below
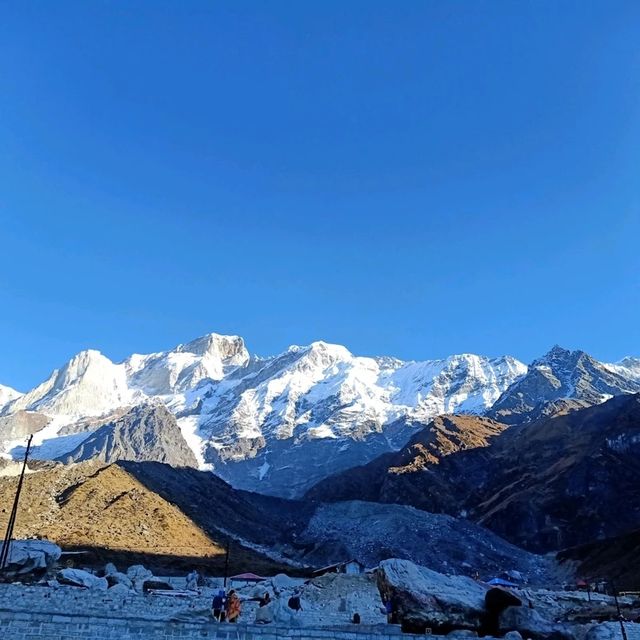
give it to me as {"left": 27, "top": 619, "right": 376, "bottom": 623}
{"left": 6, "top": 350, "right": 136, "bottom": 419}
{"left": 0, "top": 333, "right": 638, "bottom": 497}
{"left": 488, "top": 345, "right": 640, "bottom": 424}
{"left": 124, "top": 334, "right": 249, "bottom": 396}
{"left": 0, "top": 384, "right": 22, "bottom": 411}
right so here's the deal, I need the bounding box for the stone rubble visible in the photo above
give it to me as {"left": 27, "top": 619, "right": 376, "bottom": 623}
{"left": 1, "top": 551, "right": 639, "bottom": 640}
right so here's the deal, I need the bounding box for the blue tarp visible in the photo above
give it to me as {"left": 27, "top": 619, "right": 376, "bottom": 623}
{"left": 487, "top": 578, "right": 519, "bottom": 587}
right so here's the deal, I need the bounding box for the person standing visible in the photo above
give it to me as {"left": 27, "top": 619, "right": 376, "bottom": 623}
{"left": 226, "top": 589, "right": 242, "bottom": 623}
{"left": 211, "top": 589, "right": 226, "bottom": 622}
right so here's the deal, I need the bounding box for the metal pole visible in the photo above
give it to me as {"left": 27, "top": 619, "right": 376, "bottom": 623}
{"left": 0, "top": 435, "right": 33, "bottom": 571}
{"left": 612, "top": 582, "right": 628, "bottom": 640}
{"left": 223, "top": 539, "right": 230, "bottom": 589}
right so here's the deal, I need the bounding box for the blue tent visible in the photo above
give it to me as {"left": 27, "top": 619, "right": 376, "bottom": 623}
{"left": 487, "top": 577, "right": 519, "bottom": 587}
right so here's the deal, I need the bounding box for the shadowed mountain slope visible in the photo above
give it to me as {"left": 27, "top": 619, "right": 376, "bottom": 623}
{"left": 57, "top": 404, "right": 197, "bottom": 468}
{"left": 308, "top": 394, "right": 640, "bottom": 553}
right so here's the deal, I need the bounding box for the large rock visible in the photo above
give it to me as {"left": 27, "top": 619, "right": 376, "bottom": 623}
{"left": 254, "top": 603, "right": 275, "bottom": 624}
{"left": 126, "top": 564, "right": 154, "bottom": 592}
{"left": 586, "top": 623, "right": 639, "bottom": 640}
{"left": 0, "top": 539, "right": 61, "bottom": 578}
{"left": 499, "top": 605, "right": 573, "bottom": 640}
{"left": 377, "top": 559, "right": 488, "bottom": 633}
{"left": 482, "top": 587, "right": 523, "bottom": 636}
{"left": 58, "top": 568, "right": 108, "bottom": 590}
{"left": 106, "top": 571, "right": 133, "bottom": 589}
{"left": 269, "top": 573, "right": 300, "bottom": 594}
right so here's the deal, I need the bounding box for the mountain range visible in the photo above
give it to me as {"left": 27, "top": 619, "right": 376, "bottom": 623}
{"left": 308, "top": 393, "right": 640, "bottom": 552}
{"left": 1, "top": 333, "right": 639, "bottom": 498}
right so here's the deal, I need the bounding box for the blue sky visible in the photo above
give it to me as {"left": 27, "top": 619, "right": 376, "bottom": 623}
{"left": 1, "top": 1, "right": 639, "bottom": 390}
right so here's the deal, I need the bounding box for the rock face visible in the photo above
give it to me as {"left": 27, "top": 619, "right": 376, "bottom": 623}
{"left": 306, "top": 415, "right": 508, "bottom": 506}
{"left": 0, "top": 411, "right": 50, "bottom": 451}
{"left": 376, "top": 558, "right": 488, "bottom": 632}
{"left": 57, "top": 404, "right": 197, "bottom": 468}
{"left": 488, "top": 346, "right": 640, "bottom": 425}
{"left": 308, "top": 394, "right": 640, "bottom": 553}
{"left": 468, "top": 393, "right": 640, "bottom": 551}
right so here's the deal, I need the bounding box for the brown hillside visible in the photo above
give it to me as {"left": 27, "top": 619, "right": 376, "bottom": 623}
{"left": 0, "top": 461, "right": 294, "bottom": 574}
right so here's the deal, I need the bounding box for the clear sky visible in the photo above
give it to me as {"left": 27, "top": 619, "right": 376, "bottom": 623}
{"left": 1, "top": 1, "right": 639, "bottom": 391}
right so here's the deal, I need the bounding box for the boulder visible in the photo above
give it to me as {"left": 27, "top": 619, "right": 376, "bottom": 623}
{"left": 483, "top": 588, "right": 523, "bottom": 635}
{"left": 585, "top": 623, "right": 630, "bottom": 640}
{"left": 0, "top": 539, "right": 61, "bottom": 578}
{"left": 269, "top": 573, "right": 300, "bottom": 593}
{"left": 126, "top": 564, "right": 154, "bottom": 592}
{"left": 499, "top": 605, "right": 573, "bottom": 640}
{"left": 486, "top": 588, "right": 522, "bottom": 612}
{"left": 104, "top": 562, "right": 118, "bottom": 576}
{"left": 57, "top": 568, "right": 108, "bottom": 590}
{"left": 377, "top": 559, "right": 488, "bottom": 633}
{"left": 504, "top": 632, "right": 524, "bottom": 640}
{"left": 254, "top": 603, "right": 275, "bottom": 624}
{"left": 272, "top": 599, "right": 301, "bottom": 626}
{"left": 106, "top": 571, "right": 133, "bottom": 589}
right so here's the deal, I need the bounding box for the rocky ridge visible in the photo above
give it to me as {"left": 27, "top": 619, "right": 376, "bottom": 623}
{"left": 308, "top": 394, "right": 640, "bottom": 552}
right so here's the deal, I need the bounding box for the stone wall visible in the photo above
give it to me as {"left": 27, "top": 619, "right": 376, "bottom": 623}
{"left": 0, "top": 582, "right": 410, "bottom": 640}
{"left": 0, "top": 609, "right": 411, "bottom": 640}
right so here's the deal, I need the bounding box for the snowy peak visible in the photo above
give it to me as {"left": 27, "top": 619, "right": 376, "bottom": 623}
{"left": 0, "top": 384, "right": 22, "bottom": 410}
{"left": 489, "top": 345, "right": 640, "bottom": 424}
{"left": 176, "top": 332, "right": 249, "bottom": 363}
{"left": 606, "top": 356, "right": 640, "bottom": 381}
{"left": 53, "top": 350, "right": 117, "bottom": 389}
{"left": 193, "top": 346, "right": 528, "bottom": 495}
{"left": 3, "top": 349, "right": 133, "bottom": 418}
{"left": 1, "top": 332, "right": 638, "bottom": 498}
{"left": 125, "top": 332, "right": 250, "bottom": 395}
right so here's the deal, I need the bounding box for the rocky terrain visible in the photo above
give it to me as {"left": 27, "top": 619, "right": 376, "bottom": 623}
{"left": 298, "top": 501, "right": 555, "bottom": 580}
{"left": 2, "top": 549, "right": 638, "bottom": 640}
{"left": 2, "top": 332, "right": 638, "bottom": 497}
{"left": 57, "top": 403, "right": 198, "bottom": 467}
{"left": 0, "top": 459, "right": 560, "bottom": 581}
{"left": 488, "top": 345, "right": 640, "bottom": 424}
{"left": 309, "top": 394, "right": 640, "bottom": 552}
{"left": 0, "top": 460, "right": 292, "bottom": 576}
{"left": 306, "top": 414, "right": 508, "bottom": 506}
